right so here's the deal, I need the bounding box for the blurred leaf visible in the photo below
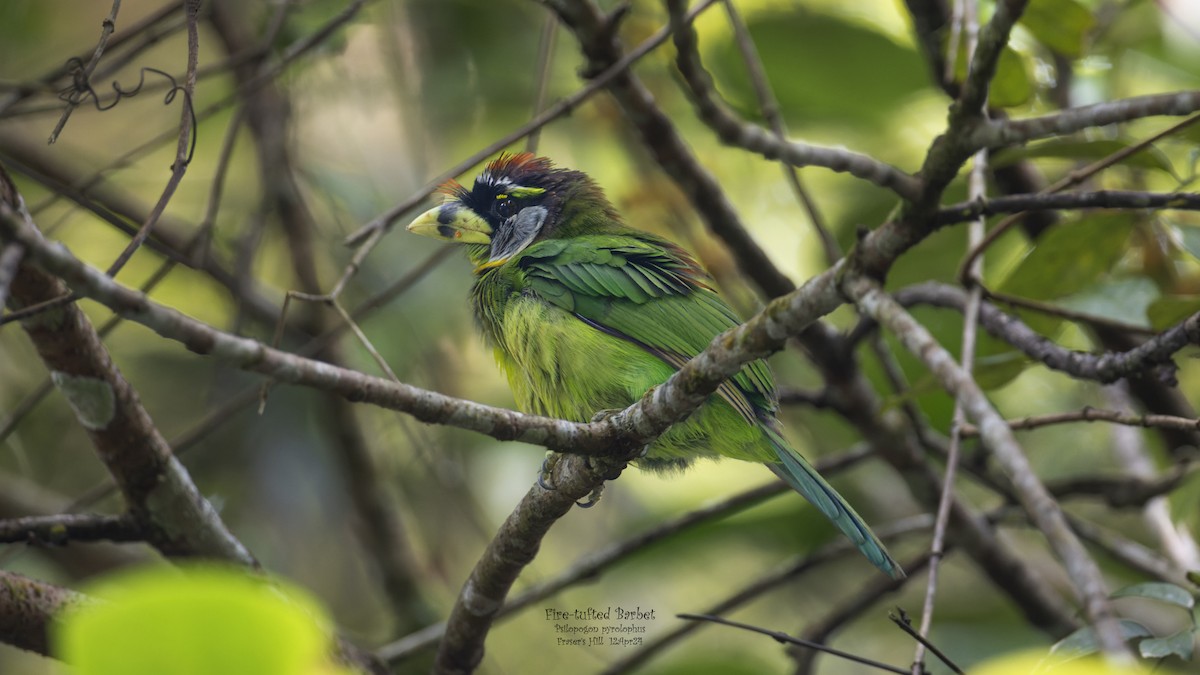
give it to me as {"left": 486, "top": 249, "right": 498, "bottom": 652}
{"left": 0, "top": 3, "right": 53, "bottom": 55}
{"left": 408, "top": 0, "right": 546, "bottom": 136}
{"left": 1138, "top": 629, "right": 1195, "bottom": 661}
{"left": 1050, "top": 620, "right": 1153, "bottom": 660}
{"left": 1018, "top": 0, "right": 1097, "bottom": 58}
{"left": 1111, "top": 581, "right": 1196, "bottom": 610}
{"left": 1057, "top": 276, "right": 1159, "bottom": 329}
{"left": 989, "top": 47, "right": 1034, "bottom": 108}
{"left": 973, "top": 351, "right": 1031, "bottom": 391}
{"left": 973, "top": 649, "right": 1153, "bottom": 673}
{"left": 55, "top": 565, "right": 345, "bottom": 675}
{"left": 1147, "top": 294, "right": 1200, "bottom": 330}
{"left": 707, "top": 8, "right": 929, "bottom": 125}
{"left": 1171, "top": 223, "right": 1200, "bottom": 262}
{"left": 949, "top": 38, "right": 1032, "bottom": 108}
{"left": 998, "top": 215, "right": 1135, "bottom": 301}
{"left": 991, "top": 139, "right": 1178, "bottom": 178}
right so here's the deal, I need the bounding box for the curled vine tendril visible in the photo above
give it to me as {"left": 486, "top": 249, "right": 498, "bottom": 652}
{"left": 57, "top": 58, "right": 197, "bottom": 164}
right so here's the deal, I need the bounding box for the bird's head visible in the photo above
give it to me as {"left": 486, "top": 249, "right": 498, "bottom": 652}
{"left": 406, "top": 153, "right": 617, "bottom": 272}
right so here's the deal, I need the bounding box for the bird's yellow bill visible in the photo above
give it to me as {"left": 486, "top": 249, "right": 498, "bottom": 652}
{"left": 406, "top": 204, "right": 492, "bottom": 244}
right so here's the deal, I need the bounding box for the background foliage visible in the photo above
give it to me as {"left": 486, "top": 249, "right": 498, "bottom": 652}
{"left": 1, "top": 0, "right": 1199, "bottom": 673}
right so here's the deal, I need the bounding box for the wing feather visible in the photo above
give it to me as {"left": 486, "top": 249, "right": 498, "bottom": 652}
{"left": 519, "top": 234, "right": 775, "bottom": 422}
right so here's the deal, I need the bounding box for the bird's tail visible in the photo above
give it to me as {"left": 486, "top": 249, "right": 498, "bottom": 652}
{"left": 765, "top": 427, "right": 904, "bottom": 579}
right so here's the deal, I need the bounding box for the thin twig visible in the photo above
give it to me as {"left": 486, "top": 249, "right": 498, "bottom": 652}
{"left": 525, "top": 13, "right": 559, "bottom": 154}
{"left": 0, "top": 512, "right": 142, "bottom": 545}
{"left": 891, "top": 608, "right": 965, "bottom": 674}
{"left": 792, "top": 551, "right": 936, "bottom": 675}
{"left": 958, "top": 112, "right": 1200, "bottom": 282}
{"left": 891, "top": 282, "right": 1195, "bottom": 380}
{"left": 914, "top": 90, "right": 988, "bottom": 675}
{"left": 1104, "top": 384, "right": 1200, "bottom": 569}
{"left": 719, "top": 0, "right": 839, "bottom": 264}
{"left": 48, "top": 0, "right": 122, "bottom": 143}
{"left": 103, "top": 0, "right": 201, "bottom": 278}
{"left": 681, "top": 614, "right": 909, "bottom": 675}
{"left": 665, "top": 0, "right": 920, "bottom": 200}
{"left": 845, "top": 274, "right": 1130, "bottom": 660}
{"left": 342, "top": 0, "right": 724, "bottom": 249}
{"left": 380, "top": 447, "right": 874, "bottom": 663}
{"left": 600, "top": 518, "right": 931, "bottom": 675}
{"left": 960, "top": 406, "right": 1200, "bottom": 436}
{"left": 975, "top": 92, "right": 1200, "bottom": 149}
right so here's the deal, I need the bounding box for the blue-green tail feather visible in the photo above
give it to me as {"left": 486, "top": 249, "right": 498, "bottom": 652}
{"left": 764, "top": 427, "right": 903, "bottom": 579}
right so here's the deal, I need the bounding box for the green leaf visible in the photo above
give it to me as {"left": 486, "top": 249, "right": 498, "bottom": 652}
{"left": 707, "top": 8, "right": 930, "bottom": 126}
{"left": 973, "top": 351, "right": 1032, "bottom": 391}
{"left": 949, "top": 39, "right": 1032, "bottom": 108}
{"left": 1018, "top": 0, "right": 1097, "bottom": 58}
{"left": 1051, "top": 620, "right": 1154, "bottom": 659}
{"left": 55, "top": 564, "right": 344, "bottom": 675}
{"left": 1172, "top": 223, "right": 1200, "bottom": 262}
{"left": 998, "top": 215, "right": 1136, "bottom": 302}
{"left": 991, "top": 139, "right": 1178, "bottom": 178}
{"left": 1147, "top": 295, "right": 1200, "bottom": 330}
{"left": 990, "top": 47, "right": 1034, "bottom": 108}
{"left": 1056, "top": 276, "right": 1159, "bottom": 330}
{"left": 1111, "top": 582, "right": 1197, "bottom": 610}
{"left": 1139, "top": 629, "right": 1196, "bottom": 661}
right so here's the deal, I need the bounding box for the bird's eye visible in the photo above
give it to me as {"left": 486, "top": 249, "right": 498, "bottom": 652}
{"left": 496, "top": 198, "right": 516, "bottom": 219}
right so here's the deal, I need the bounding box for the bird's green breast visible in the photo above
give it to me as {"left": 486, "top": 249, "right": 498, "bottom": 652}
{"left": 470, "top": 264, "right": 777, "bottom": 468}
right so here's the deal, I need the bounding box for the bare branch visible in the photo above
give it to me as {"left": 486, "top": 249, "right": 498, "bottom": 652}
{"left": 102, "top": 0, "right": 201, "bottom": 278}
{"left": 961, "top": 407, "right": 1200, "bottom": 437}
{"left": 976, "top": 93, "right": 1200, "bottom": 149}
{"left": 542, "top": 0, "right": 797, "bottom": 298}
{"left": 665, "top": 0, "right": 921, "bottom": 201}
{"left": 894, "top": 282, "right": 1198, "bottom": 385}
{"left": 845, "top": 274, "right": 1130, "bottom": 660}
{"left": 434, "top": 454, "right": 616, "bottom": 673}
{"left": 937, "top": 190, "right": 1200, "bottom": 226}
{"left": 0, "top": 570, "right": 85, "bottom": 656}
{"left": 0, "top": 513, "right": 142, "bottom": 545}
{"left": 1, "top": 166, "right": 252, "bottom": 565}
{"left": 793, "top": 552, "right": 937, "bottom": 674}
{"left": 599, "top": 517, "right": 931, "bottom": 675}
{"left": 719, "top": 0, "right": 840, "bottom": 264}
{"left": 683, "top": 613, "right": 910, "bottom": 675}
{"left": 343, "top": 0, "right": 723, "bottom": 249}
{"left": 48, "top": 0, "right": 122, "bottom": 143}
{"left": 956, "top": 0, "right": 1027, "bottom": 116}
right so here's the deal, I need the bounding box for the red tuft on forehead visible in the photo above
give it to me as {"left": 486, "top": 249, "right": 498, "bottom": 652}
{"left": 437, "top": 178, "right": 470, "bottom": 201}
{"left": 483, "top": 152, "right": 554, "bottom": 180}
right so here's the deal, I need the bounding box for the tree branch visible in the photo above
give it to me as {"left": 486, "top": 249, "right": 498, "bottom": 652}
{"left": 0, "top": 570, "right": 86, "bottom": 656}
{"left": 0, "top": 165, "right": 252, "bottom": 564}
{"left": 936, "top": 190, "right": 1200, "bottom": 225}
{"left": 541, "top": 0, "right": 798, "bottom": 298}
{"left": 976, "top": 92, "right": 1200, "bottom": 148}
{"left": 665, "top": 0, "right": 921, "bottom": 200}
{"left": 435, "top": 454, "right": 615, "bottom": 673}
{"left": 0, "top": 513, "right": 142, "bottom": 545}
{"left": 956, "top": 0, "right": 1027, "bottom": 115}
{"left": 893, "top": 281, "right": 1199, "bottom": 385}
{"left": 844, "top": 274, "right": 1130, "bottom": 660}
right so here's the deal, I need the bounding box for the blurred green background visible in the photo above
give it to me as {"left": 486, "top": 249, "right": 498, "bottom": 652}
{"left": 1, "top": 0, "right": 1199, "bottom": 673}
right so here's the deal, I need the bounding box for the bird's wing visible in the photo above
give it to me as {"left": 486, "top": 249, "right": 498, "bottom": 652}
{"left": 519, "top": 234, "right": 775, "bottom": 423}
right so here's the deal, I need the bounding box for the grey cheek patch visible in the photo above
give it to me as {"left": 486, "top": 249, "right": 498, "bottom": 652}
{"left": 436, "top": 202, "right": 460, "bottom": 224}
{"left": 489, "top": 206, "right": 547, "bottom": 262}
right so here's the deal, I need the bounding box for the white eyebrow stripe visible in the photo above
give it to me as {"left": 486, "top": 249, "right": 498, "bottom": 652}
{"left": 479, "top": 173, "right": 514, "bottom": 189}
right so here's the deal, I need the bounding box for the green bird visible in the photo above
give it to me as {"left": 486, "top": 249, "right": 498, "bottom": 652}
{"left": 407, "top": 153, "right": 901, "bottom": 578}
